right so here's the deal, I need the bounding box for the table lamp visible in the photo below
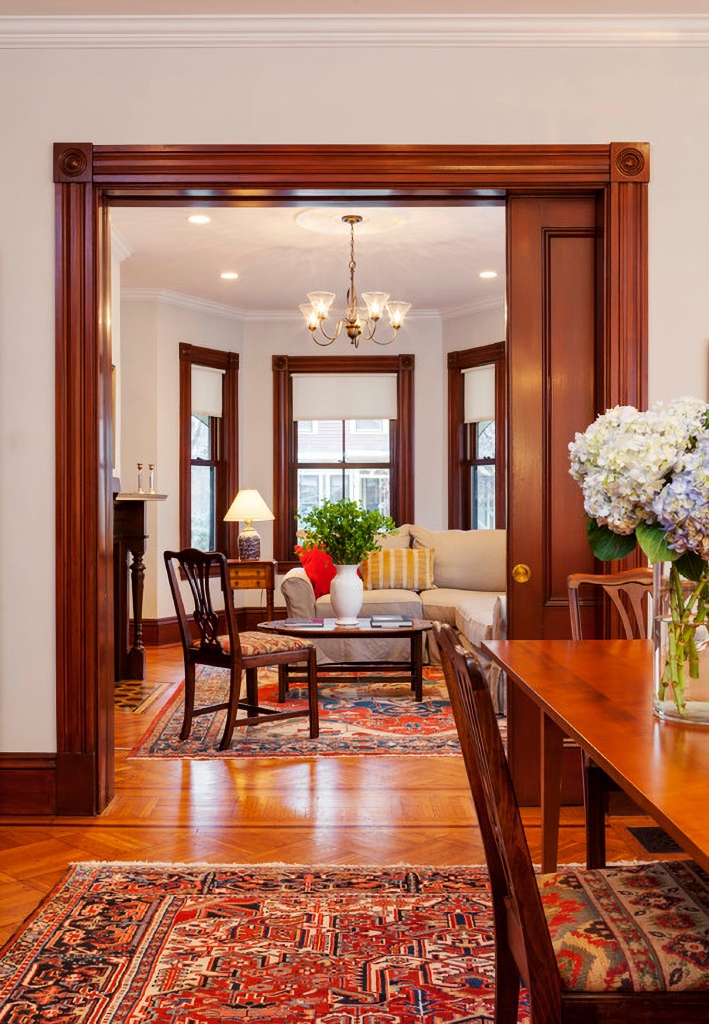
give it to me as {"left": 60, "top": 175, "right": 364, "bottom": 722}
{"left": 224, "top": 488, "right": 275, "bottom": 560}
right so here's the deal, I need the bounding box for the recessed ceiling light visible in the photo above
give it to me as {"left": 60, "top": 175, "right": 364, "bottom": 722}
{"left": 479, "top": 270, "right": 498, "bottom": 279}
{"left": 187, "top": 214, "right": 211, "bottom": 224}
{"left": 220, "top": 272, "right": 238, "bottom": 280}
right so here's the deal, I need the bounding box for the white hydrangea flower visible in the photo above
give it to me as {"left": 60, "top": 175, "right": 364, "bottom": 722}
{"left": 568, "top": 398, "right": 709, "bottom": 540}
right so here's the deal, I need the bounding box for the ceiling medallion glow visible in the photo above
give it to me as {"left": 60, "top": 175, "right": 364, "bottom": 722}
{"left": 299, "top": 215, "right": 411, "bottom": 349}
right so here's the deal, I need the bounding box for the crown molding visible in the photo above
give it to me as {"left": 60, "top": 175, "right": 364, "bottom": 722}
{"left": 442, "top": 296, "right": 505, "bottom": 320}
{"left": 122, "top": 287, "right": 247, "bottom": 320}
{"left": 121, "top": 289, "right": 451, "bottom": 323}
{"left": 111, "top": 228, "right": 133, "bottom": 262}
{"left": 2, "top": 14, "right": 709, "bottom": 49}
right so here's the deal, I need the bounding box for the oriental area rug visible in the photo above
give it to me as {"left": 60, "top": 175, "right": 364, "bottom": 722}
{"left": 130, "top": 666, "right": 491, "bottom": 759}
{"left": 0, "top": 861, "right": 531, "bottom": 1023}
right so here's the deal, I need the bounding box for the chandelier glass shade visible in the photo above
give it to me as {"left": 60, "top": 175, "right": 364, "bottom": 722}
{"left": 299, "top": 215, "right": 411, "bottom": 348}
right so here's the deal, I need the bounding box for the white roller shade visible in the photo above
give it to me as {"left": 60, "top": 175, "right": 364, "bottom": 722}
{"left": 192, "top": 365, "right": 224, "bottom": 418}
{"left": 292, "top": 374, "right": 398, "bottom": 421}
{"left": 463, "top": 365, "right": 496, "bottom": 423}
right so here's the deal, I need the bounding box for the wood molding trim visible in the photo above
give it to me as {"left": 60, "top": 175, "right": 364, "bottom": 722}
{"left": 447, "top": 342, "right": 505, "bottom": 529}
{"left": 0, "top": 754, "right": 57, "bottom": 815}
{"left": 53, "top": 141, "right": 648, "bottom": 815}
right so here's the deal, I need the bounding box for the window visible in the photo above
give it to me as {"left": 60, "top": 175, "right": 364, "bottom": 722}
{"left": 295, "top": 419, "right": 392, "bottom": 525}
{"left": 179, "top": 343, "right": 239, "bottom": 555}
{"left": 447, "top": 343, "right": 506, "bottom": 530}
{"left": 272, "top": 355, "right": 415, "bottom": 563}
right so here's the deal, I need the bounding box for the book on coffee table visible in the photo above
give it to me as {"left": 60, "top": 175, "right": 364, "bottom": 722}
{"left": 284, "top": 618, "right": 325, "bottom": 627}
{"left": 370, "top": 614, "right": 413, "bottom": 628}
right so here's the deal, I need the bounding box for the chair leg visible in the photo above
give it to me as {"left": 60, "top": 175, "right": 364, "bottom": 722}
{"left": 245, "top": 667, "right": 258, "bottom": 708}
{"left": 219, "top": 666, "right": 244, "bottom": 751}
{"left": 583, "top": 755, "right": 607, "bottom": 869}
{"left": 180, "top": 663, "right": 196, "bottom": 741}
{"left": 278, "top": 664, "right": 288, "bottom": 702}
{"left": 306, "top": 647, "right": 319, "bottom": 739}
{"left": 493, "top": 932, "right": 522, "bottom": 1024}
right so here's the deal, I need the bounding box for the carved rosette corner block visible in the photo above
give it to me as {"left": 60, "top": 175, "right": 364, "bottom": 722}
{"left": 398, "top": 354, "right": 415, "bottom": 372}
{"left": 272, "top": 354, "right": 289, "bottom": 371}
{"left": 53, "top": 143, "right": 93, "bottom": 184}
{"left": 610, "top": 143, "right": 650, "bottom": 183}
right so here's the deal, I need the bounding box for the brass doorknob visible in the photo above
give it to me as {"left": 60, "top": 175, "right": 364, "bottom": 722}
{"left": 512, "top": 563, "right": 532, "bottom": 584}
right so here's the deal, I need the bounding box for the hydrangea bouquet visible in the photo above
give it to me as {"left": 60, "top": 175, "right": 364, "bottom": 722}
{"left": 568, "top": 397, "right": 709, "bottom": 715}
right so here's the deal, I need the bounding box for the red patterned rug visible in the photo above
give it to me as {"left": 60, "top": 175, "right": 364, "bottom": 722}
{"left": 130, "top": 667, "right": 494, "bottom": 759}
{"left": 0, "top": 862, "right": 530, "bottom": 1022}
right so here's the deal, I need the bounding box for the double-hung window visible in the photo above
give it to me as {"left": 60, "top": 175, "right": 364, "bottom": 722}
{"left": 179, "top": 343, "right": 239, "bottom": 555}
{"left": 272, "top": 355, "right": 415, "bottom": 563}
{"left": 447, "top": 343, "right": 506, "bottom": 530}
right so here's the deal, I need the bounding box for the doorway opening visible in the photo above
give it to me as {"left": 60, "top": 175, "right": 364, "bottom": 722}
{"left": 52, "top": 142, "right": 648, "bottom": 815}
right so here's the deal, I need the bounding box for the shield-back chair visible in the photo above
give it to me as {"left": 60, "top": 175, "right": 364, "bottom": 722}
{"left": 165, "top": 548, "right": 319, "bottom": 750}
{"left": 568, "top": 568, "right": 654, "bottom": 867}
{"left": 435, "top": 621, "right": 709, "bottom": 1023}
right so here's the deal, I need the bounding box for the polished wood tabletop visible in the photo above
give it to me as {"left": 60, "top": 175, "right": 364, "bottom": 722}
{"left": 484, "top": 639, "right": 709, "bottom": 872}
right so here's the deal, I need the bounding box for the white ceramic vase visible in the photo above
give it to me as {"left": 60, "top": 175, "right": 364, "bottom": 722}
{"left": 330, "top": 564, "right": 364, "bottom": 626}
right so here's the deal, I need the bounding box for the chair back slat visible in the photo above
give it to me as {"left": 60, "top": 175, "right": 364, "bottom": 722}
{"left": 567, "top": 567, "right": 653, "bottom": 640}
{"left": 435, "top": 622, "right": 562, "bottom": 1019}
{"left": 164, "top": 548, "right": 241, "bottom": 659}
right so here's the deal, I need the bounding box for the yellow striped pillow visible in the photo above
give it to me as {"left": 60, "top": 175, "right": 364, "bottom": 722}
{"left": 360, "top": 547, "right": 435, "bottom": 591}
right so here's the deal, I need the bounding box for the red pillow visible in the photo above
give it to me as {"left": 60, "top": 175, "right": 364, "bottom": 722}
{"left": 295, "top": 545, "right": 336, "bottom": 599}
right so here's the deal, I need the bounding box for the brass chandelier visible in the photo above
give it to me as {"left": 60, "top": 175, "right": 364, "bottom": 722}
{"left": 299, "top": 215, "right": 411, "bottom": 348}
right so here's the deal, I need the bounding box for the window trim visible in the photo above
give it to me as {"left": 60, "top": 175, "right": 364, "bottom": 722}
{"left": 447, "top": 342, "right": 506, "bottom": 529}
{"left": 179, "top": 343, "right": 240, "bottom": 556}
{"left": 273, "top": 353, "right": 415, "bottom": 565}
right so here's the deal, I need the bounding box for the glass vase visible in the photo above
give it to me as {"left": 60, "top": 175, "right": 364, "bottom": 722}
{"left": 653, "top": 560, "right": 709, "bottom": 724}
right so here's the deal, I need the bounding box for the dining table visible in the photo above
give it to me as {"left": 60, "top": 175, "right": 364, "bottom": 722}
{"left": 483, "top": 638, "right": 709, "bottom": 873}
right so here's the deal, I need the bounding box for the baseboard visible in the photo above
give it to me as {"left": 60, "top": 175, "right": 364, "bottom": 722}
{"left": 0, "top": 753, "right": 57, "bottom": 814}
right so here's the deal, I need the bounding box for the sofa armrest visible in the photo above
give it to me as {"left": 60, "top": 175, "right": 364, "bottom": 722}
{"left": 281, "top": 567, "right": 317, "bottom": 619}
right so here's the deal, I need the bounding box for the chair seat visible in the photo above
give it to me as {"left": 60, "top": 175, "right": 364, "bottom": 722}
{"left": 191, "top": 631, "right": 314, "bottom": 657}
{"left": 539, "top": 860, "right": 709, "bottom": 992}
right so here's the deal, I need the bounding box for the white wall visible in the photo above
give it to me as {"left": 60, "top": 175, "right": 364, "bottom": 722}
{"left": 1, "top": 36, "right": 708, "bottom": 751}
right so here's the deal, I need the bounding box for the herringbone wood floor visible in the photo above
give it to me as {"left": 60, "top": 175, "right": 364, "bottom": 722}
{"left": 0, "top": 645, "right": 663, "bottom": 945}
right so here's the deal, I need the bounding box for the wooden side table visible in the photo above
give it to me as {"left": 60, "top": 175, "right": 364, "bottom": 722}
{"left": 227, "top": 559, "right": 276, "bottom": 622}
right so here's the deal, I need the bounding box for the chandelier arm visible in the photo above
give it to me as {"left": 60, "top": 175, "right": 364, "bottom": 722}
{"left": 371, "top": 330, "right": 400, "bottom": 346}
{"left": 311, "top": 316, "right": 346, "bottom": 345}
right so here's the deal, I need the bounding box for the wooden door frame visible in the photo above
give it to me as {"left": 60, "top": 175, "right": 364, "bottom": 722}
{"left": 52, "top": 142, "right": 648, "bottom": 814}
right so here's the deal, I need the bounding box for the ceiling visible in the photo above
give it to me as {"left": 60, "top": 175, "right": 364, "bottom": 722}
{"left": 3, "top": 2, "right": 709, "bottom": 13}
{"left": 111, "top": 203, "right": 507, "bottom": 319}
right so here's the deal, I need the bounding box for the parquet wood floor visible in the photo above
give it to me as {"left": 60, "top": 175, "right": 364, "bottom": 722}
{"left": 0, "top": 645, "right": 664, "bottom": 945}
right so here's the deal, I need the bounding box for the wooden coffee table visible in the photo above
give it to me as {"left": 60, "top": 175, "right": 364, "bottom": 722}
{"left": 257, "top": 618, "right": 433, "bottom": 701}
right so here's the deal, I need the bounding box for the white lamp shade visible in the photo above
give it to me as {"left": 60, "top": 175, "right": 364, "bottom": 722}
{"left": 463, "top": 364, "right": 496, "bottom": 423}
{"left": 224, "top": 489, "right": 275, "bottom": 523}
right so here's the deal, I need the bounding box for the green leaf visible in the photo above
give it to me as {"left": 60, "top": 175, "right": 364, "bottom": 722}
{"left": 676, "top": 550, "right": 708, "bottom": 583}
{"left": 586, "top": 518, "right": 637, "bottom": 561}
{"left": 635, "top": 521, "right": 680, "bottom": 564}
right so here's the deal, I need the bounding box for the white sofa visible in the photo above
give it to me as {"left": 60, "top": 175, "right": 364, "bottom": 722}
{"left": 280, "top": 524, "right": 508, "bottom": 712}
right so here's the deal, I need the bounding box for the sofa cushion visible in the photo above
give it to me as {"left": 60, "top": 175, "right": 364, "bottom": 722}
{"left": 419, "top": 587, "right": 467, "bottom": 627}
{"left": 455, "top": 591, "right": 506, "bottom": 646}
{"left": 315, "top": 588, "right": 423, "bottom": 620}
{"left": 410, "top": 526, "right": 506, "bottom": 591}
{"left": 378, "top": 524, "right": 414, "bottom": 549}
{"left": 295, "top": 545, "right": 336, "bottom": 598}
{"left": 360, "top": 547, "right": 434, "bottom": 592}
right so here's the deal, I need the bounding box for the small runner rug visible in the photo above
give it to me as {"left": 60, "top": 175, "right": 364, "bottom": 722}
{"left": 130, "top": 666, "right": 485, "bottom": 759}
{"left": 0, "top": 862, "right": 530, "bottom": 1023}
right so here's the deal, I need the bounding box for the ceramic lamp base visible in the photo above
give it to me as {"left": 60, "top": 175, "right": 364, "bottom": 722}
{"left": 238, "top": 527, "right": 261, "bottom": 561}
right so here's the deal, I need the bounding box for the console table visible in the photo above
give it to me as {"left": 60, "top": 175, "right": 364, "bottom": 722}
{"left": 113, "top": 491, "right": 167, "bottom": 680}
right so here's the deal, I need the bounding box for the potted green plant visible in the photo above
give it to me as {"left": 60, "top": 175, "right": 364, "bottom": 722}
{"left": 298, "top": 499, "right": 396, "bottom": 624}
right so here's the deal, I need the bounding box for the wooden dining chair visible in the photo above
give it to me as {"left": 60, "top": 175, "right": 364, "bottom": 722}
{"left": 164, "top": 548, "right": 319, "bottom": 750}
{"left": 568, "top": 568, "right": 654, "bottom": 868}
{"left": 435, "top": 621, "right": 709, "bottom": 1023}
